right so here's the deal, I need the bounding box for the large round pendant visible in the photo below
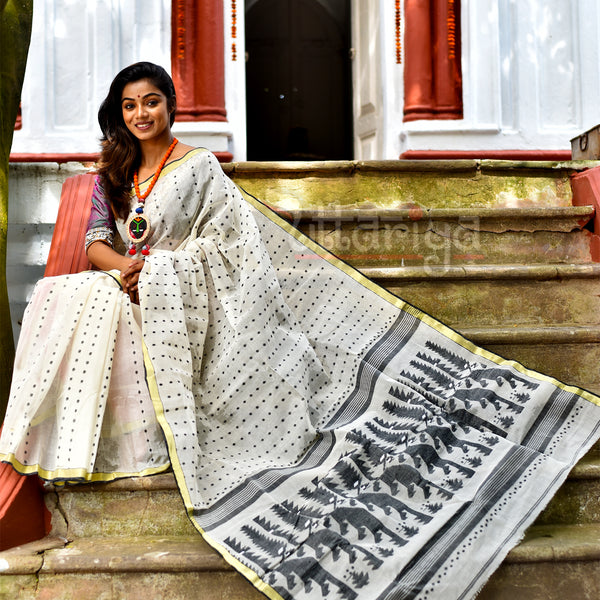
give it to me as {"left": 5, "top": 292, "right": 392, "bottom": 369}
{"left": 126, "top": 211, "right": 151, "bottom": 244}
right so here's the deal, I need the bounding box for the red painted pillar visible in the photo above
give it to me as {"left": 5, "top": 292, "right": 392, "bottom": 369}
{"left": 171, "top": 0, "right": 227, "bottom": 122}
{"left": 432, "top": 0, "right": 462, "bottom": 119}
{"left": 570, "top": 168, "right": 600, "bottom": 262}
{"left": 403, "top": 0, "right": 462, "bottom": 122}
{"left": 403, "top": 0, "right": 435, "bottom": 121}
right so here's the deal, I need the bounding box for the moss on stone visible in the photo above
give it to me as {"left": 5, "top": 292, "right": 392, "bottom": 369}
{"left": 229, "top": 161, "right": 578, "bottom": 211}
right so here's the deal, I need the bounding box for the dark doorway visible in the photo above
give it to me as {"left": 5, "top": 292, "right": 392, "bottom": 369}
{"left": 245, "top": 0, "right": 352, "bottom": 161}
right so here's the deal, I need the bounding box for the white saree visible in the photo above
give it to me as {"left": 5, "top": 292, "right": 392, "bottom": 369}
{"left": 1, "top": 148, "right": 600, "bottom": 600}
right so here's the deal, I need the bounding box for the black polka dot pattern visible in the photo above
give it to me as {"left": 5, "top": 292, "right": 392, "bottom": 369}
{"left": 0, "top": 271, "right": 168, "bottom": 481}
{"left": 132, "top": 150, "right": 399, "bottom": 505}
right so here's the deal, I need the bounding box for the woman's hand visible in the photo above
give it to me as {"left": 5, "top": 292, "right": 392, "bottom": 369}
{"left": 120, "top": 259, "right": 145, "bottom": 304}
{"left": 86, "top": 242, "right": 146, "bottom": 304}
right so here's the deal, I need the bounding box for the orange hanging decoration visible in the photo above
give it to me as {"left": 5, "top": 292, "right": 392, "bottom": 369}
{"left": 395, "top": 0, "right": 402, "bottom": 64}
{"left": 447, "top": 0, "right": 457, "bottom": 60}
{"left": 231, "top": 0, "right": 237, "bottom": 61}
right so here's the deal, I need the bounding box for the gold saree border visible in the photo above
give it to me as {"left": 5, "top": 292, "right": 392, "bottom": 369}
{"left": 196, "top": 530, "right": 286, "bottom": 600}
{"left": 136, "top": 148, "right": 209, "bottom": 192}
{"left": 240, "top": 187, "right": 600, "bottom": 408}
{"left": 140, "top": 340, "right": 285, "bottom": 600}
{"left": 0, "top": 452, "right": 169, "bottom": 483}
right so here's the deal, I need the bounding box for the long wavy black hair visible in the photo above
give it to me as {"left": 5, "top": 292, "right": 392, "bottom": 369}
{"left": 97, "top": 62, "right": 177, "bottom": 220}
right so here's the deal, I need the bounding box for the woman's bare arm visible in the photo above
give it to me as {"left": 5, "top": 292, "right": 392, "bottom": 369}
{"left": 86, "top": 241, "right": 145, "bottom": 303}
{"left": 86, "top": 240, "right": 132, "bottom": 271}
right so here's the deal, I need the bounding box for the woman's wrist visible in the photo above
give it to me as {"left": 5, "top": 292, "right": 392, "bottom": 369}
{"left": 87, "top": 240, "right": 132, "bottom": 272}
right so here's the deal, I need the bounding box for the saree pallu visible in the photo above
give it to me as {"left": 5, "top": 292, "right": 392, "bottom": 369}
{"left": 1, "top": 149, "right": 599, "bottom": 599}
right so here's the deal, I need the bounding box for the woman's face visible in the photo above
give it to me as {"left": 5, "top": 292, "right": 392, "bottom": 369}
{"left": 121, "top": 78, "right": 173, "bottom": 142}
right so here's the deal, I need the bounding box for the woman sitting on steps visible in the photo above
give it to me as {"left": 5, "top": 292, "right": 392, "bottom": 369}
{"left": 0, "top": 61, "right": 599, "bottom": 600}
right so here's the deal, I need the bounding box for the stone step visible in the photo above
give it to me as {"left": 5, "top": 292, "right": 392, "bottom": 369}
{"left": 537, "top": 450, "right": 600, "bottom": 526}
{"left": 44, "top": 474, "right": 197, "bottom": 540}
{"left": 225, "top": 160, "right": 584, "bottom": 210}
{"left": 363, "top": 263, "right": 600, "bottom": 328}
{"left": 478, "top": 523, "right": 600, "bottom": 600}
{"left": 0, "top": 535, "right": 264, "bottom": 600}
{"left": 275, "top": 206, "right": 595, "bottom": 267}
{"left": 461, "top": 324, "right": 600, "bottom": 345}
{"left": 44, "top": 446, "right": 600, "bottom": 543}
{"left": 363, "top": 264, "right": 600, "bottom": 393}
{"left": 364, "top": 263, "right": 600, "bottom": 283}
{"left": 1, "top": 525, "right": 599, "bottom": 600}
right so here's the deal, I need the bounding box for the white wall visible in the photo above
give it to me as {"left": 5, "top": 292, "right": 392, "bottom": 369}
{"left": 351, "top": 0, "right": 384, "bottom": 160}
{"left": 361, "top": 0, "right": 600, "bottom": 157}
{"left": 14, "top": 0, "right": 600, "bottom": 160}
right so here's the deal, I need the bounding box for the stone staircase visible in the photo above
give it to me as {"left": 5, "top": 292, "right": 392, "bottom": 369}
{"left": 0, "top": 475, "right": 264, "bottom": 599}
{"left": 1, "top": 159, "right": 600, "bottom": 599}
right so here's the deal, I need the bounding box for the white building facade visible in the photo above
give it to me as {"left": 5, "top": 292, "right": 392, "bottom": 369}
{"left": 11, "top": 0, "right": 600, "bottom": 162}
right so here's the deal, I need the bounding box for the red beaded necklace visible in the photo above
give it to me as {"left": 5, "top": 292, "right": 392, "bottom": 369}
{"left": 133, "top": 137, "right": 178, "bottom": 201}
{"left": 126, "top": 137, "right": 178, "bottom": 256}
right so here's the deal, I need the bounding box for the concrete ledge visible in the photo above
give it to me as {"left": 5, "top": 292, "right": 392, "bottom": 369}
{"left": 277, "top": 205, "right": 595, "bottom": 222}
{"left": 0, "top": 536, "right": 224, "bottom": 576}
{"left": 41, "top": 537, "right": 224, "bottom": 574}
{"left": 0, "top": 537, "right": 265, "bottom": 600}
{"left": 461, "top": 325, "right": 600, "bottom": 345}
{"left": 45, "top": 472, "right": 177, "bottom": 494}
{"left": 221, "top": 159, "right": 596, "bottom": 176}
{"left": 0, "top": 536, "right": 67, "bottom": 574}
{"left": 2, "top": 526, "right": 599, "bottom": 575}
{"left": 570, "top": 454, "right": 600, "bottom": 480}
{"left": 225, "top": 159, "right": 581, "bottom": 211}
{"left": 364, "top": 263, "right": 600, "bottom": 281}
